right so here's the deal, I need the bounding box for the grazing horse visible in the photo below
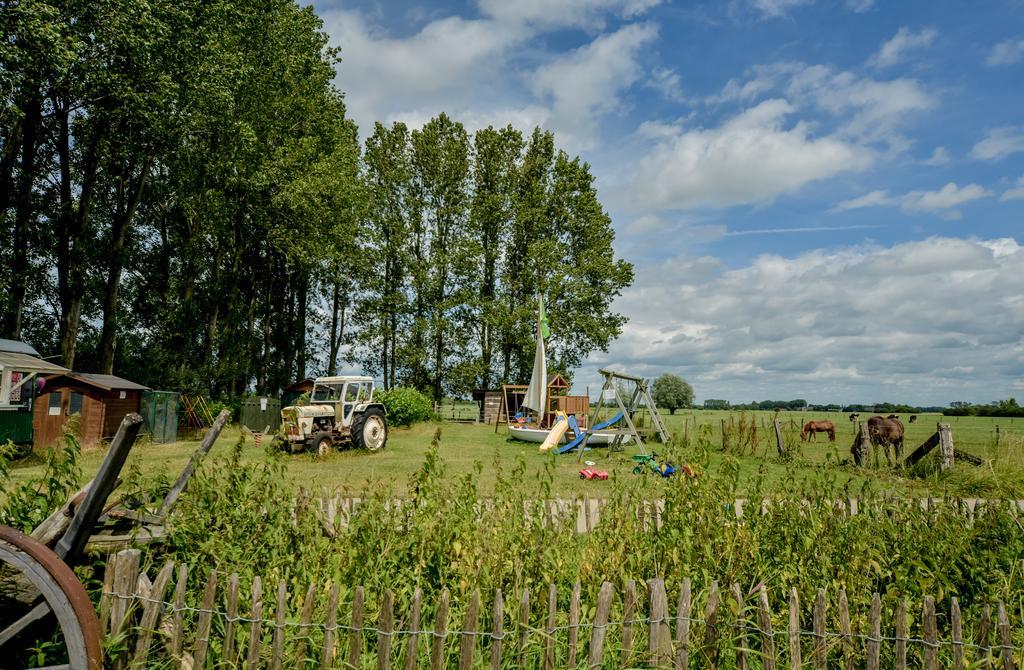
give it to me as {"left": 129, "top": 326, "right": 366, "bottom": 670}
{"left": 909, "top": 415, "right": 918, "bottom": 424}
{"left": 802, "top": 420, "right": 836, "bottom": 442}
{"left": 848, "top": 412, "right": 860, "bottom": 422}
{"left": 866, "top": 415, "right": 905, "bottom": 465}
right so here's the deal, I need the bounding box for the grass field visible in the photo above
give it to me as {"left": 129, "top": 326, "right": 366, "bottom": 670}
{"left": 8, "top": 409, "right": 1024, "bottom": 498}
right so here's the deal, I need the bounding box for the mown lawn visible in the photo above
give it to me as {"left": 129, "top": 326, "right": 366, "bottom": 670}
{"left": 9, "top": 410, "right": 1023, "bottom": 498}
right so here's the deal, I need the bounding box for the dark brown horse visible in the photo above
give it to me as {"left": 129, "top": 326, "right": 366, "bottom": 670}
{"left": 802, "top": 420, "right": 836, "bottom": 442}
{"left": 866, "top": 415, "right": 905, "bottom": 465}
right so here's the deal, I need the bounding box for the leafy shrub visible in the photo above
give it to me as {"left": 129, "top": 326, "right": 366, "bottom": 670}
{"left": 206, "top": 398, "right": 236, "bottom": 422}
{"left": 376, "top": 387, "right": 434, "bottom": 427}
{"left": 0, "top": 419, "right": 82, "bottom": 532}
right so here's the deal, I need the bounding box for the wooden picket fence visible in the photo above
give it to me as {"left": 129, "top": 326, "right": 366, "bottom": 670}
{"left": 312, "top": 495, "right": 1024, "bottom": 535}
{"left": 103, "top": 549, "right": 1024, "bottom": 669}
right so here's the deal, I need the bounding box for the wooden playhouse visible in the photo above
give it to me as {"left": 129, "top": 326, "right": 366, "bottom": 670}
{"left": 33, "top": 373, "right": 150, "bottom": 448}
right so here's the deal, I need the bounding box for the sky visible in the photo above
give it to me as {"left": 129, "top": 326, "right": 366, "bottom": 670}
{"left": 313, "top": 0, "right": 1024, "bottom": 406}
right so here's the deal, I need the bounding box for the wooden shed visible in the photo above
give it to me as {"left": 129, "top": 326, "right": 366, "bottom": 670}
{"left": 33, "top": 373, "right": 150, "bottom": 449}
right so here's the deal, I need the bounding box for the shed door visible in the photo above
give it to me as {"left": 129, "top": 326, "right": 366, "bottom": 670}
{"left": 37, "top": 390, "right": 70, "bottom": 447}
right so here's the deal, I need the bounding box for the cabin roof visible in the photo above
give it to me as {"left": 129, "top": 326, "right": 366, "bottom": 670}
{"left": 45, "top": 372, "right": 150, "bottom": 391}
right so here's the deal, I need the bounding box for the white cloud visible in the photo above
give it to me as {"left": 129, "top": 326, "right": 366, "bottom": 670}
{"left": 869, "top": 27, "right": 938, "bottom": 68}
{"left": 830, "top": 189, "right": 897, "bottom": 212}
{"left": 582, "top": 237, "right": 1024, "bottom": 404}
{"left": 846, "top": 0, "right": 874, "bottom": 12}
{"left": 322, "top": 1, "right": 660, "bottom": 145}
{"left": 647, "top": 67, "right": 686, "bottom": 102}
{"left": 477, "top": 0, "right": 662, "bottom": 26}
{"left": 900, "top": 182, "right": 992, "bottom": 215}
{"left": 832, "top": 183, "right": 992, "bottom": 218}
{"left": 751, "top": 0, "right": 814, "bottom": 17}
{"left": 532, "top": 22, "right": 659, "bottom": 150}
{"left": 986, "top": 39, "right": 1024, "bottom": 66}
{"left": 924, "top": 146, "right": 950, "bottom": 165}
{"left": 628, "top": 99, "right": 873, "bottom": 209}
{"left": 971, "top": 127, "right": 1024, "bottom": 161}
{"left": 1002, "top": 176, "right": 1024, "bottom": 202}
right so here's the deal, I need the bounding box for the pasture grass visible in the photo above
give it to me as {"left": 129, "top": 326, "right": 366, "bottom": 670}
{"left": 8, "top": 409, "right": 1023, "bottom": 498}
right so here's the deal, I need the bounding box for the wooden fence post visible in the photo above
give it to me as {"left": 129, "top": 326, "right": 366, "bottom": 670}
{"left": 732, "top": 583, "right": 748, "bottom": 670}
{"left": 431, "top": 590, "right": 449, "bottom": 670}
{"left": 544, "top": 584, "right": 557, "bottom": 670}
{"left": 938, "top": 423, "right": 955, "bottom": 471}
{"left": 321, "top": 583, "right": 340, "bottom": 670}
{"left": 838, "top": 590, "right": 853, "bottom": 670}
{"left": 168, "top": 564, "right": 188, "bottom": 660}
{"left": 855, "top": 422, "right": 871, "bottom": 466}
{"left": 346, "top": 586, "right": 364, "bottom": 670}
{"left": 293, "top": 584, "right": 316, "bottom": 667}
{"left": 129, "top": 559, "right": 174, "bottom": 668}
{"left": 867, "top": 593, "right": 881, "bottom": 670}
{"left": 812, "top": 588, "right": 825, "bottom": 670}
{"left": 270, "top": 579, "right": 287, "bottom": 670}
{"left": 246, "top": 576, "right": 263, "bottom": 670}
{"left": 460, "top": 590, "right": 480, "bottom": 670}
{"left": 191, "top": 571, "right": 218, "bottom": 669}
{"left": 923, "top": 596, "right": 938, "bottom": 670}
{"left": 774, "top": 420, "right": 786, "bottom": 457}
{"left": 757, "top": 585, "right": 776, "bottom": 670}
{"left": 588, "top": 582, "right": 614, "bottom": 669}
{"left": 648, "top": 578, "right": 671, "bottom": 666}
{"left": 789, "top": 588, "right": 801, "bottom": 669}
{"left": 405, "top": 588, "right": 423, "bottom": 670}
{"left": 675, "top": 578, "right": 692, "bottom": 670}
{"left": 568, "top": 582, "right": 581, "bottom": 669}
{"left": 951, "top": 597, "right": 963, "bottom": 670}
{"left": 978, "top": 604, "right": 992, "bottom": 668}
{"left": 703, "top": 581, "right": 720, "bottom": 666}
{"left": 378, "top": 590, "right": 395, "bottom": 670}
{"left": 491, "top": 589, "right": 504, "bottom": 670}
{"left": 517, "top": 589, "right": 530, "bottom": 667}
{"left": 997, "top": 601, "right": 1013, "bottom": 670}
{"left": 721, "top": 419, "right": 728, "bottom": 451}
{"left": 895, "top": 598, "right": 907, "bottom": 670}
{"left": 222, "top": 573, "right": 240, "bottom": 666}
{"left": 621, "top": 580, "right": 638, "bottom": 666}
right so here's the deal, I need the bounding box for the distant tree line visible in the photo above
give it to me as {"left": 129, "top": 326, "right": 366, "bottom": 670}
{"left": 945, "top": 399, "right": 1024, "bottom": 418}
{"left": 0, "top": 0, "right": 632, "bottom": 401}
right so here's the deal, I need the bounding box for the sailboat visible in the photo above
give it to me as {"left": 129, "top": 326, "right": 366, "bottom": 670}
{"left": 506, "top": 295, "right": 630, "bottom": 447}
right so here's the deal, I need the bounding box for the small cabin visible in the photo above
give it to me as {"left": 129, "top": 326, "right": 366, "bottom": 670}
{"left": 33, "top": 373, "right": 150, "bottom": 448}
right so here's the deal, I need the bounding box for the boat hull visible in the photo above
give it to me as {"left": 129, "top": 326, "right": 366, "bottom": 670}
{"left": 507, "top": 424, "right": 631, "bottom": 446}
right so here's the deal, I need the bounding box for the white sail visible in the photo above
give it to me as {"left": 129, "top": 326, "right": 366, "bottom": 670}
{"left": 521, "top": 297, "right": 547, "bottom": 415}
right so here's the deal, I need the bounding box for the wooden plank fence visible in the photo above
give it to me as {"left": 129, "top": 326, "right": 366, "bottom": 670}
{"left": 103, "top": 550, "right": 1024, "bottom": 669}
{"left": 310, "top": 495, "right": 1024, "bottom": 534}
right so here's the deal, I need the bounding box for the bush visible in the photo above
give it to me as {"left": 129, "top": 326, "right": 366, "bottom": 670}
{"left": 376, "top": 387, "right": 434, "bottom": 427}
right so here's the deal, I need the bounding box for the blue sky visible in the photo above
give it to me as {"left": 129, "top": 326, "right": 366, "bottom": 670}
{"left": 315, "top": 0, "right": 1024, "bottom": 405}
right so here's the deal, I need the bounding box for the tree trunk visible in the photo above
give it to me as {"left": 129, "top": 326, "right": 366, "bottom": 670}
{"left": 294, "top": 272, "right": 308, "bottom": 380}
{"left": 99, "top": 153, "right": 154, "bottom": 373}
{"left": 3, "top": 90, "right": 40, "bottom": 339}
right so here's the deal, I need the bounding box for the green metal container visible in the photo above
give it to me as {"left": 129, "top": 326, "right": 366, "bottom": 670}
{"left": 240, "top": 397, "right": 281, "bottom": 432}
{"left": 141, "top": 391, "right": 179, "bottom": 443}
{"left": 0, "top": 409, "right": 33, "bottom": 445}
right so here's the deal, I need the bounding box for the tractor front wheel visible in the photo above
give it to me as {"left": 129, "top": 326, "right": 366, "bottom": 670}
{"left": 351, "top": 408, "right": 387, "bottom": 452}
{"left": 312, "top": 432, "right": 334, "bottom": 457}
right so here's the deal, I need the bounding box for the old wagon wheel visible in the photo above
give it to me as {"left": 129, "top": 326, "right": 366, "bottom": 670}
{"left": 0, "top": 525, "right": 102, "bottom": 670}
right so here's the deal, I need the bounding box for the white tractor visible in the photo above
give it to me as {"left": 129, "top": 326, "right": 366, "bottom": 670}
{"left": 279, "top": 376, "right": 388, "bottom": 454}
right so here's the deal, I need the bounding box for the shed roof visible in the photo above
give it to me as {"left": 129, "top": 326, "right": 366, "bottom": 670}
{"left": 46, "top": 372, "right": 150, "bottom": 391}
{"left": 0, "top": 350, "right": 69, "bottom": 375}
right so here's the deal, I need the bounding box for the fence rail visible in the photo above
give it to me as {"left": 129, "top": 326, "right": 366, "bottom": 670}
{"left": 103, "top": 549, "right": 1024, "bottom": 669}
{"left": 310, "top": 495, "right": 1024, "bottom": 534}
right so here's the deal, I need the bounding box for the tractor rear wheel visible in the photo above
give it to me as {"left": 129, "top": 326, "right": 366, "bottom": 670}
{"left": 351, "top": 408, "right": 387, "bottom": 452}
{"left": 311, "top": 432, "right": 334, "bottom": 457}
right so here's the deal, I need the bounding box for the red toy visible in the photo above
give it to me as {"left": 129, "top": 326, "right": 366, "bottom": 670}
{"left": 579, "top": 467, "right": 608, "bottom": 480}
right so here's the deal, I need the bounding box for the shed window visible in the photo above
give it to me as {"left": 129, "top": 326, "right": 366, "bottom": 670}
{"left": 69, "top": 392, "right": 83, "bottom": 416}
{"left": 48, "top": 393, "right": 62, "bottom": 415}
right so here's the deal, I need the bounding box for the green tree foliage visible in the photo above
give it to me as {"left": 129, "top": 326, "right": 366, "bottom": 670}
{"left": 651, "top": 373, "right": 694, "bottom": 414}
{"left": 1, "top": 2, "right": 633, "bottom": 402}
{"left": 375, "top": 387, "right": 435, "bottom": 427}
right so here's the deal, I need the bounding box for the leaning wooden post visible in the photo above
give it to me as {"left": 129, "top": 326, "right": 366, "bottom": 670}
{"left": 938, "top": 423, "right": 954, "bottom": 471}
{"left": 854, "top": 421, "right": 871, "bottom": 466}
{"left": 774, "top": 420, "right": 786, "bottom": 457}
{"left": 56, "top": 414, "right": 143, "bottom": 560}
{"left": 157, "top": 409, "right": 230, "bottom": 518}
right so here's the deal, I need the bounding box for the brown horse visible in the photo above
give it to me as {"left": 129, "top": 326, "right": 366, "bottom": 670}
{"left": 802, "top": 420, "right": 836, "bottom": 442}
{"left": 865, "top": 415, "right": 905, "bottom": 465}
